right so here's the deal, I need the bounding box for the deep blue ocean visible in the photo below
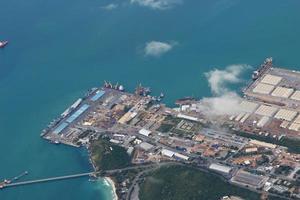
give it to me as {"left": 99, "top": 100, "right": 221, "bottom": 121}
{"left": 1, "top": 0, "right": 300, "bottom": 199}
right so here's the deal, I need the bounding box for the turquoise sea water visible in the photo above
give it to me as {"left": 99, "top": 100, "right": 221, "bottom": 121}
{"left": 1, "top": 0, "right": 300, "bottom": 199}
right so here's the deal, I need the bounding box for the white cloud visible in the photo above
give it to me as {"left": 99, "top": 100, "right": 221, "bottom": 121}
{"left": 205, "top": 64, "right": 250, "bottom": 95}
{"left": 101, "top": 3, "right": 118, "bottom": 10}
{"left": 144, "top": 41, "right": 176, "bottom": 57}
{"left": 196, "top": 64, "right": 251, "bottom": 117}
{"left": 196, "top": 92, "right": 244, "bottom": 116}
{"left": 130, "top": 0, "right": 182, "bottom": 10}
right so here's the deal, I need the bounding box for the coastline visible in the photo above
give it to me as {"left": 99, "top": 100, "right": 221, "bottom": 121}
{"left": 104, "top": 177, "right": 118, "bottom": 200}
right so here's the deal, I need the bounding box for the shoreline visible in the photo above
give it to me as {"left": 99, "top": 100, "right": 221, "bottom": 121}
{"left": 104, "top": 177, "right": 118, "bottom": 200}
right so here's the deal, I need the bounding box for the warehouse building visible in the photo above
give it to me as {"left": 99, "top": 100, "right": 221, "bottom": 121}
{"left": 260, "top": 74, "right": 282, "bottom": 85}
{"left": 280, "top": 120, "right": 289, "bottom": 129}
{"left": 255, "top": 105, "right": 277, "bottom": 117}
{"left": 209, "top": 163, "right": 232, "bottom": 174}
{"left": 293, "top": 115, "right": 300, "bottom": 124}
{"left": 161, "top": 149, "right": 175, "bottom": 158}
{"left": 174, "top": 152, "right": 189, "bottom": 161}
{"left": 289, "top": 123, "right": 300, "bottom": 131}
{"left": 274, "top": 109, "right": 297, "bottom": 121}
{"left": 271, "top": 86, "right": 294, "bottom": 98}
{"left": 138, "top": 128, "right": 152, "bottom": 137}
{"left": 177, "top": 113, "right": 198, "bottom": 122}
{"left": 257, "top": 116, "right": 270, "bottom": 128}
{"left": 235, "top": 113, "right": 245, "bottom": 122}
{"left": 252, "top": 83, "right": 274, "bottom": 94}
{"left": 249, "top": 139, "right": 276, "bottom": 149}
{"left": 231, "top": 170, "right": 267, "bottom": 188}
{"left": 139, "top": 142, "right": 154, "bottom": 151}
{"left": 239, "top": 113, "right": 250, "bottom": 123}
{"left": 290, "top": 90, "right": 300, "bottom": 101}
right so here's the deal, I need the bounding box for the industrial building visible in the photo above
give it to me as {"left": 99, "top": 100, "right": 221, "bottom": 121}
{"left": 271, "top": 86, "right": 293, "bottom": 98}
{"left": 257, "top": 116, "right": 270, "bottom": 127}
{"left": 274, "top": 109, "right": 297, "bottom": 121}
{"left": 90, "top": 90, "right": 106, "bottom": 101}
{"left": 290, "top": 90, "right": 300, "bottom": 101}
{"left": 255, "top": 105, "right": 277, "bottom": 117}
{"left": 249, "top": 140, "right": 276, "bottom": 149}
{"left": 139, "top": 142, "right": 154, "bottom": 151}
{"left": 177, "top": 114, "right": 198, "bottom": 122}
{"left": 209, "top": 163, "right": 232, "bottom": 174}
{"left": 252, "top": 83, "right": 274, "bottom": 94}
{"left": 289, "top": 123, "right": 300, "bottom": 131}
{"left": 161, "top": 149, "right": 175, "bottom": 158}
{"left": 174, "top": 153, "right": 189, "bottom": 161}
{"left": 231, "top": 170, "right": 267, "bottom": 188}
{"left": 260, "top": 74, "right": 282, "bottom": 85}
{"left": 138, "top": 129, "right": 152, "bottom": 137}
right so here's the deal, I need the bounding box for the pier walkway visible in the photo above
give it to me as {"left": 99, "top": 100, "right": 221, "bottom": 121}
{"left": 2, "top": 162, "right": 176, "bottom": 190}
{"left": 4, "top": 172, "right": 94, "bottom": 188}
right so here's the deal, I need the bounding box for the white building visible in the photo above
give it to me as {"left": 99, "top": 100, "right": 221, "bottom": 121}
{"left": 209, "top": 163, "right": 232, "bottom": 174}
{"left": 138, "top": 128, "right": 152, "bottom": 137}
{"left": 161, "top": 149, "right": 175, "bottom": 158}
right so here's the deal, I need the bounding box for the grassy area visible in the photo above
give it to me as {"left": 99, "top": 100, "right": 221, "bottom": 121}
{"left": 90, "top": 138, "right": 131, "bottom": 171}
{"left": 157, "top": 115, "right": 181, "bottom": 133}
{"left": 157, "top": 115, "right": 202, "bottom": 136}
{"left": 157, "top": 123, "right": 174, "bottom": 133}
{"left": 139, "top": 165, "right": 284, "bottom": 200}
{"left": 234, "top": 131, "right": 300, "bottom": 154}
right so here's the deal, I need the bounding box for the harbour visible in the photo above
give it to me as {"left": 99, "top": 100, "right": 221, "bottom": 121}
{"left": 2, "top": 1, "right": 300, "bottom": 200}
{"left": 38, "top": 58, "right": 300, "bottom": 199}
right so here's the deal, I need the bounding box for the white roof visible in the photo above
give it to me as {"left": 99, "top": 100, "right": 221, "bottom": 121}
{"left": 293, "top": 114, "right": 300, "bottom": 124}
{"left": 177, "top": 114, "right": 198, "bottom": 121}
{"left": 239, "top": 101, "right": 258, "bottom": 113}
{"left": 255, "top": 105, "right": 278, "bottom": 117}
{"left": 280, "top": 121, "right": 289, "bottom": 128}
{"left": 139, "top": 128, "right": 151, "bottom": 137}
{"left": 109, "top": 139, "right": 121, "bottom": 144}
{"left": 240, "top": 113, "right": 250, "bottom": 123}
{"left": 257, "top": 116, "right": 270, "bottom": 127}
{"left": 252, "top": 83, "right": 275, "bottom": 94}
{"left": 274, "top": 109, "right": 297, "bottom": 121}
{"left": 161, "top": 149, "right": 175, "bottom": 157}
{"left": 130, "top": 112, "right": 138, "bottom": 118}
{"left": 289, "top": 123, "right": 300, "bottom": 131}
{"left": 235, "top": 113, "right": 244, "bottom": 121}
{"left": 209, "top": 163, "right": 232, "bottom": 174}
{"left": 290, "top": 90, "right": 300, "bottom": 101}
{"left": 250, "top": 140, "right": 276, "bottom": 149}
{"left": 174, "top": 153, "right": 189, "bottom": 160}
{"left": 139, "top": 142, "right": 154, "bottom": 151}
{"left": 271, "top": 87, "right": 293, "bottom": 98}
{"left": 260, "top": 74, "right": 282, "bottom": 85}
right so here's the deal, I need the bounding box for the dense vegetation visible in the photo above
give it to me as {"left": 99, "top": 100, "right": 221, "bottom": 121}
{"left": 90, "top": 138, "right": 131, "bottom": 170}
{"left": 157, "top": 116, "right": 182, "bottom": 133}
{"left": 139, "top": 165, "right": 284, "bottom": 200}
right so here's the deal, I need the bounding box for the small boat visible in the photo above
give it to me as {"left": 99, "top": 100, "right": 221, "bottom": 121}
{"left": 0, "top": 41, "right": 8, "bottom": 48}
{"left": 54, "top": 140, "right": 60, "bottom": 145}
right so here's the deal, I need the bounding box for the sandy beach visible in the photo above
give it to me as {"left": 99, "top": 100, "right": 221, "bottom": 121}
{"left": 105, "top": 177, "right": 118, "bottom": 200}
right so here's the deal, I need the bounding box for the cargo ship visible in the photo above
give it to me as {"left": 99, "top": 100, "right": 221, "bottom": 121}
{"left": 0, "top": 41, "right": 8, "bottom": 48}
{"left": 251, "top": 57, "right": 273, "bottom": 80}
